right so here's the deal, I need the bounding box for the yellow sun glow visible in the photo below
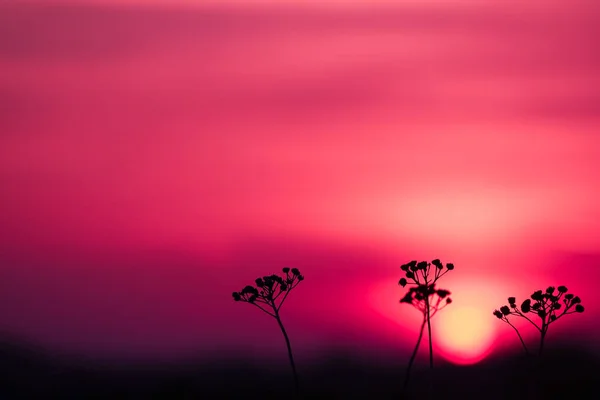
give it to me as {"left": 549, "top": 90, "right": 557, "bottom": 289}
{"left": 433, "top": 305, "right": 496, "bottom": 365}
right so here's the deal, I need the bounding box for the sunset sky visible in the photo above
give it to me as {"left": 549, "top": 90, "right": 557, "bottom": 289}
{"left": 1, "top": 0, "right": 599, "bottom": 365}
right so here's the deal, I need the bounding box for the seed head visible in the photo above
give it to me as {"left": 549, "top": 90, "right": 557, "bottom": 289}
{"left": 242, "top": 285, "right": 256, "bottom": 295}
{"left": 400, "top": 292, "right": 413, "bottom": 304}
{"left": 531, "top": 290, "right": 543, "bottom": 301}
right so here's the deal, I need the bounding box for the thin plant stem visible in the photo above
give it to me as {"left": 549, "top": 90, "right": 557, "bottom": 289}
{"left": 505, "top": 319, "right": 529, "bottom": 354}
{"left": 274, "top": 310, "right": 299, "bottom": 395}
{"left": 404, "top": 316, "right": 427, "bottom": 391}
{"left": 425, "top": 293, "right": 434, "bottom": 368}
{"left": 539, "top": 325, "right": 546, "bottom": 356}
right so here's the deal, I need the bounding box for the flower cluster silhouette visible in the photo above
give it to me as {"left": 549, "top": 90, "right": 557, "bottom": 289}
{"left": 232, "top": 267, "right": 304, "bottom": 316}
{"left": 493, "top": 285, "right": 585, "bottom": 355}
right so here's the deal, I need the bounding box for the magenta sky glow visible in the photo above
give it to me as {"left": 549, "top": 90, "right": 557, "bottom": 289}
{"left": 1, "top": 0, "right": 599, "bottom": 364}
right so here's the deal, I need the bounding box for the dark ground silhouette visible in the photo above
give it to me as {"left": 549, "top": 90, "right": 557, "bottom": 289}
{"left": 0, "top": 335, "right": 597, "bottom": 399}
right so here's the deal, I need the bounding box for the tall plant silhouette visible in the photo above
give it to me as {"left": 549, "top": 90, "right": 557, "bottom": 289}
{"left": 232, "top": 267, "right": 304, "bottom": 394}
{"left": 493, "top": 286, "right": 585, "bottom": 356}
{"left": 399, "top": 283, "right": 452, "bottom": 390}
{"left": 398, "top": 259, "right": 454, "bottom": 388}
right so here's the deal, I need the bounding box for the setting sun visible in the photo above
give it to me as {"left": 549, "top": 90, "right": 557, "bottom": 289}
{"left": 434, "top": 306, "right": 496, "bottom": 365}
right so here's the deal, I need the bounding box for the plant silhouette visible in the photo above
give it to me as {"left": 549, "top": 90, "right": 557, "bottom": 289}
{"left": 232, "top": 267, "right": 304, "bottom": 395}
{"left": 400, "top": 283, "right": 452, "bottom": 390}
{"left": 398, "top": 259, "right": 454, "bottom": 390}
{"left": 493, "top": 286, "right": 585, "bottom": 356}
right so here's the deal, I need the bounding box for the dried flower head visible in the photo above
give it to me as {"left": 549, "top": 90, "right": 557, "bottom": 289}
{"left": 399, "top": 259, "right": 455, "bottom": 288}
{"left": 400, "top": 284, "right": 453, "bottom": 317}
{"left": 493, "top": 285, "right": 585, "bottom": 355}
{"left": 232, "top": 267, "right": 305, "bottom": 316}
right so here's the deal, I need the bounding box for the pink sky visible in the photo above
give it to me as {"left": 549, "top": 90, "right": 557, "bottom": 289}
{"left": 1, "top": 0, "right": 599, "bottom": 363}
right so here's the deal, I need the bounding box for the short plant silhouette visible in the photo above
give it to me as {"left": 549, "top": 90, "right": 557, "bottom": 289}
{"left": 398, "top": 259, "right": 454, "bottom": 389}
{"left": 232, "top": 267, "right": 304, "bottom": 394}
{"left": 493, "top": 286, "right": 585, "bottom": 356}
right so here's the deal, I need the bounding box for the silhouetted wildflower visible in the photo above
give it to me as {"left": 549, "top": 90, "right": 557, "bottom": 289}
{"left": 232, "top": 267, "right": 304, "bottom": 394}
{"left": 493, "top": 285, "right": 585, "bottom": 356}
{"left": 398, "top": 259, "right": 455, "bottom": 391}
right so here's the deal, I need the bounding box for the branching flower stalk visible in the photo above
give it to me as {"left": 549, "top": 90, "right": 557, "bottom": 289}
{"left": 399, "top": 284, "right": 452, "bottom": 391}
{"left": 493, "top": 285, "right": 585, "bottom": 356}
{"left": 399, "top": 259, "right": 455, "bottom": 370}
{"left": 232, "top": 267, "right": 304, "bottom": 395}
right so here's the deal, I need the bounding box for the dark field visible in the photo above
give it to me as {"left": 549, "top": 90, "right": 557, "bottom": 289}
{"left": 1, "top": 336, "right": 597, "bottom": 399}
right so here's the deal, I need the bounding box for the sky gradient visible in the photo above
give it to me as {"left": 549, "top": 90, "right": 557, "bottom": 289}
{"left": 1, "top": 0, "right": 599, "bottom": 364}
